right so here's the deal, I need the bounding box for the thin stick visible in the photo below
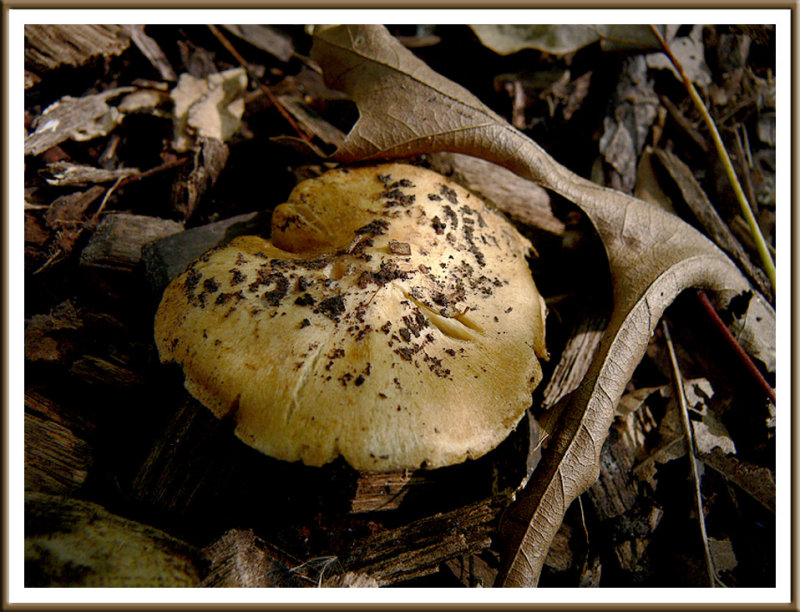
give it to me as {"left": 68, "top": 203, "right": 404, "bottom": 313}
{"left": 696, "top": 290, "right": 776, "bottom": 404}
{"left": 662, "top": 319, "right": 716, "bottom": 588}
{"left": 649, "top": 25, "right": 776, "bottom": 292}
{"left": 118, "top": 157, "right": 188, "bottom": 187}
{"left": 206, "top": 24, "right": 316, "bottom": 148}
{"left": 33, "top": 248, "right": 62, "bottom": 275}
{"left": 91, "top": 175, "right": 125, "bottom": 222}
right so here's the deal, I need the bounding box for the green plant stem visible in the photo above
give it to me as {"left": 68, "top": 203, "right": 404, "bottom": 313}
{"left": 650, "top": 26, "right": 776, "bottom": 292}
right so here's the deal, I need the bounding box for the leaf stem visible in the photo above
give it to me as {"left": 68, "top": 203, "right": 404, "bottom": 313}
{"left": 649, "top": 25, "right": 776, "bottom": 292}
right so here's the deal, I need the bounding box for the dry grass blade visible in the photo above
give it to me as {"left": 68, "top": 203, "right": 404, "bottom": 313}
{"left": 662, "top": 320, "right": 716, "bottom": 588}
{"left": 648, "top": 25, "right": 775, "bottom": 292}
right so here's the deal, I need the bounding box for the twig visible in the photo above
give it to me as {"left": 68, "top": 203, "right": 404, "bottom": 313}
{"left": 206, "top": 24, "right": 316, "bottom": 148}
{"left": 696, "top": 290, "right": 776, "bottom": 405}
{"left": 662, "top": 319, "right": 716, "bottom": 588}
{"left": 118, "top": 157, "right": 189, "bottom": 187}
{"left": 33, "top": 248, "right": 62, "bottom": 275}
{"left": 649, "top": 25, "right": 776, "bottom": 292}
{"left": 91, "top": 175, "right": 125, "bottom": 222}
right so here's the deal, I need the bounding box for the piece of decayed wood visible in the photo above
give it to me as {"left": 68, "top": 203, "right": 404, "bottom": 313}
{"left": 44, "top": 162, "right": 139, "bottom": 187}
{"left": 69, "top": 354, "right": 146, "bottom": 388}
{"left": 25, "top": 70, "right": 41, "bottom": 89}
{"left": 25, "top": 492, "right": 202, "bottom": 587}
{"left": 124, "top": 25, "right": 177, "bottom": 82}
{"left": 142, "top": 211, "right": 265, "bottom": 295}
{"left": 25, "top": 88, "right": 134, "bottom": 157}
{"left": 350, "top": 470, "right": 431, "bottom": 513}
{"left": 80, "top": 213, "right": 183, "bottom": 273}
{"left": 342, "top": 496, "right": 501, "bottom": 585}
{"left": 324, "top": 572, "right": 380, "bottom": 588}
{"left": 444, "top": 551, "right": 500, "bottom": 588}
{"left": 585, "top": 423, "right": 662, "bottom": 577}
{"left": 25, "top": 411, "right": 92, "bottom": 495}
{"left": 171, "top": 137, "right": 230, "bottom": 221}
{"left": 25, "top": 388, "right": 93, "bottom": 434}
{"left": 130, "top": 397, "right": 358, "bottom": 531}
{"left": 200, "top": 528, "right": 309, "bottom": 587}
{"left": 24, "top": 25, "right": 131, "bottom": 72}
{"left": 277, "top": 94, "right": 346, "bottom": 149}
{"left": 540, "top": 305, "right": 608, "bottom": 411}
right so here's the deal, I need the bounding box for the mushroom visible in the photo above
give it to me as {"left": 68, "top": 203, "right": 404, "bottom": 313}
{"left": 154, "top": 163, "right": 548, "bottom": 472}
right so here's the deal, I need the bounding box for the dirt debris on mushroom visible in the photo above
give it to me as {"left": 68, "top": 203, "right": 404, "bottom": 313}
{"left": 154, "top": 163, "right": 548, "bottom": 471}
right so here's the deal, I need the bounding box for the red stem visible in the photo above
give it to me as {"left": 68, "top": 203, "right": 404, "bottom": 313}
{"left": 696, "top": 290, "right": 775, "bottom": 405}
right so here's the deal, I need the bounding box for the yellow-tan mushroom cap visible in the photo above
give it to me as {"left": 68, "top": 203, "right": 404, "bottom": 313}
{"left": 154, "top": 163, "right": 547, "bottom": 471}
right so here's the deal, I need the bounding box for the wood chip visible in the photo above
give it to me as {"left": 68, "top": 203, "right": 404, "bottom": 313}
{"left": 172, "top": 137, "right": 229, "bottom": 221}
{"left": 24, "top": 300, "right": 83, "bottom": 362}
{"left": 80, "top": 213, "right": 183, "bottom": 273}
{"left": 540, "top": 305, "right": 607, "bottom": 410}
{"left": 324, "top": 572, "right": 380, "bottom": 588}
{"left": 25, "top": 25, "right": 131, "bottom": 72}
{"left": 25, "top": 492, "right": 201, "bottom": 587}
{"left": 25, "top": 411, "right": 92, "bottom": 495}
{"left": 26, "top": 387, "right": 94, "bottom": 435}
{"left": 25, "top": 87, "right": 134, "bottom": 157}
{"left": 171, "top": 68, "right": 247, "bottom": 152}
{"left": 343, "top": 497, "right": 500, "bottom": 585}
{"left": 69, "top": 354, "right": 146, "bottom": 388}
{"left": 201, "top": 529, "right": 308, "bottom": 587}
{"left": 44, "top": 162, "right": 139, "bottom": 187}
{"left": 276, "top": 94, "right": 346, "bottom": 149}
{"left": 444, "top": 551, "right": 499, "bottom": 587}
{"left": 142, "top": 211, "right": 264, "bottom": 295}
{"left": 124, "top": 25, "right": 177, "bottom": 82}
{"left": 350, "top": 470, "right": 429, "bottom": 513}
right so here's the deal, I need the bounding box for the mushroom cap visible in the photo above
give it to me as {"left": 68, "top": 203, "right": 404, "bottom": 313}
{"left": 155, "top": 163, "right": 547, "bottom": 471}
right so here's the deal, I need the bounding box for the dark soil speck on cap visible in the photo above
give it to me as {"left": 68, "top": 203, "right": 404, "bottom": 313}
{"left": 316, "top": 295, "right": 347, "bottom": 321}
{"left": 439, "top": 185, "right": 459, "bottom": 205}
{"left": 295, "top": 293, "right": 316, "bottom": 306}
{"left": 355, "top": 219, "right": 390, "bottom": 237}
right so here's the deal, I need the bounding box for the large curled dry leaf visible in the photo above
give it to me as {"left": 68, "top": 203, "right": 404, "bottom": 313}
{"left": 311, "top": 25, "right": 776, "bottom": 587}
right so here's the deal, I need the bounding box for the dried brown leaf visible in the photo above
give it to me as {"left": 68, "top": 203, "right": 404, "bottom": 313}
{"left": 310, "top": 25, "right": 776, "bottom": 587}
{"left": 469, "top": 24, "right": 663, "bottom": 57}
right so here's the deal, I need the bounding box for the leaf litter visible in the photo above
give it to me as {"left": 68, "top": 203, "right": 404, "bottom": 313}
{"left": 21, "top": 23, "right": 778, "bottom": 590}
